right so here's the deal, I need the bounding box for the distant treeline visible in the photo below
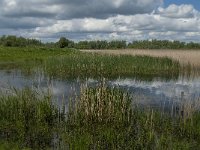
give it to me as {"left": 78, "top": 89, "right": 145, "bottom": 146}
{"left": 0, "top": 35, "right": 43, "bottom": 47}
{"left": 1, "top": 35, "right": 200, "bottom": 49}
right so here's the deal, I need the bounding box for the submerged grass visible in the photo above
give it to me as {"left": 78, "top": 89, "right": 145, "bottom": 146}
{"left": 1, "top": 84, "right": 200, "bottom": 149}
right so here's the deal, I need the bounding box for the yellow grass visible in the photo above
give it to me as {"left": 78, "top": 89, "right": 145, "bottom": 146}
{"left": 81, "top": 49, "right": 200, "bottom": 68}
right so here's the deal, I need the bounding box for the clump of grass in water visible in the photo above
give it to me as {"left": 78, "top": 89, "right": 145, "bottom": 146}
{"left": 67, "top": 80, "right": 133, "bottom": 126}
{"left": 63, "top": 81, "right": 135, "bottom": 149}
{"left": 0, "top": 88, "right": 62, "bottom": 149}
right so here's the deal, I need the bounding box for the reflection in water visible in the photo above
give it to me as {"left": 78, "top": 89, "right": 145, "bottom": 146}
{"left": 0, "top": 70, "right": 200, "bottom": 108}
{"left": 0, "top": 70, "right": 81, "bottom": 106}
{"left": 109, "top": 77, "right": 200, "bottom": 107}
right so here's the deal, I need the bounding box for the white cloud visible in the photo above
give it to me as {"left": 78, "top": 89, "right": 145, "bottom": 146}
{"left": 0, "top": 0, "right": 163, "bottom": 19}
{"left": 157, "top": 4, "right": 199, "bottom": 18}
{"left": 29, "top": 4, "right": 200, "bottom": 42}
{"left": 1, "top": 1, "right": 200, "bottom": 42}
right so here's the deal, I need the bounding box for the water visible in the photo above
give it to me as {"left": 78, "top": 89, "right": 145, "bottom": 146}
{"left": 0, "top": 70, "right": 81, "bottom": 106}
{"left": 0, "top": 69, "right": 200, "bottom": 108}
{"left": 109, "top": 77, "right": 200, "bottom": 107}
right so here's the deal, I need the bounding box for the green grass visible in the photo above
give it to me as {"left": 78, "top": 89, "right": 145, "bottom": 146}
{"left": 0, "top": 46, "right": 74, "bottom": 62}
{"left": 0, "top": 88, "right": 62, "bottom": 149}
{"left": 0, "top": 46, "right": 75, "bottom": 71}
{"left": 0, "top": 85, "right": 200, "bottom": 149}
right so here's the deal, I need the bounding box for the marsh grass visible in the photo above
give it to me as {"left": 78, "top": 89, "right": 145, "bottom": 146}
{"left": 0, "top": 46, "right": 74, "bottom": 62}
{"left": 83, "top": 49, "right": 200, "bottom": 78}
{"left": 43, "top": 53, "right": 180, "bottom": 81}
{"left": 0, "top": 47, "right": 181, "bottom": 80}
{"left": 0, "top": 84, "right": 200, "bottom": 149}
{"left": 0, "top": 47, "right": 75, "bottom": 72}
{"left": 62, "top": 82, "right": 200, "bottom": 149}
{"left": 82, "top": 49, "right": 200, "bottom": 68}
{"left": 0, "top": 88, "right": 62, "bottom": 149}
{"left": 67, "top": 80, "right": 133, "bottom": 126}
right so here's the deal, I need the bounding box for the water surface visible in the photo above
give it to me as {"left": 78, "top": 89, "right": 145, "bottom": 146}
{"left": 0, "top": 70, "right": 200, "bottom": 108}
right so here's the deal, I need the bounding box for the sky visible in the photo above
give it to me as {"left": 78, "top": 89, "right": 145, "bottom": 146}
{"left": 0, "top": 0, "right": 200, "bottom": 42}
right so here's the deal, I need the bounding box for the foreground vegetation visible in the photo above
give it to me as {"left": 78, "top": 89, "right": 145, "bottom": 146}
{"left": 0, "top": 84, "right": 200, "bottom": 149}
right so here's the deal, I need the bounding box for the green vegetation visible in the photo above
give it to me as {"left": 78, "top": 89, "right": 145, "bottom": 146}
{"left": 1, "top": 35, "right": 200, "bottom": 49}
{"left": 0, "top": 88, "right": 61, "bottom": 149}
{"left": 74, "top": 40, "right": 127, "bottom": 49}
{"left": 0, "top": 36, "right": 199, "bottom": 149}
{"left": 74, "top": 39, "right": 200, "bottom": 50}
{"left": 57, "top": 37, "right": 74, "bottom": 48}
{"left": 44, "top": 53, "right": 180, "bottom": 80}
{"left": 0, "top": 85, "right": 200, "bottom": 149}
{"left": 128, "top": 39, "right": 200, "bottom": 49}
{"left": 0, "top": 46, "right": 75, "bottom": 71}
{"left": 0, "top": 46, "right": 73, "bottom": 62}
{"left": 0, "top": 46, "right": 180, "bottom": 80}
{"left": 0, "top": 35, "right": 43, "bottom": 47}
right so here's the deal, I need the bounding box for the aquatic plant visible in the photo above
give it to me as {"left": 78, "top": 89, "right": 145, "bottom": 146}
{"left": 0, "top": 85, "right": 200, "bottom": 149}
{"left": 0, "top": 47, "right": 181, "bottom": 80}
{"left": 43, "top": 53, "right": 180, "bottom": 80}
{"left": 0, "top": 88, "right": 61, "bottom": 149}
{"left": 67, "top": 81, "right": 132, "bottom": 126}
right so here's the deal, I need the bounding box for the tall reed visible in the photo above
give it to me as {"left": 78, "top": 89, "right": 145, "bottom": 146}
{"left": 67, "top": 80, "right": 133, "bottom": 126}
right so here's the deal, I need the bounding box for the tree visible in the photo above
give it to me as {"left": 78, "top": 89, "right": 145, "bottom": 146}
{"left": 58, "top": 37, "right": 69, "bottom": 48}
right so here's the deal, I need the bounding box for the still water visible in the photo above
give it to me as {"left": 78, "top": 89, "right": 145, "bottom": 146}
{"left": 0, "top": 70, "right": 200, "bottom": 108}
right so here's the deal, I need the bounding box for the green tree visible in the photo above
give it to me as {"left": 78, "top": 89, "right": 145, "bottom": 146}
{"left": 58, "top": 37, "right": 69, "bottom": 48}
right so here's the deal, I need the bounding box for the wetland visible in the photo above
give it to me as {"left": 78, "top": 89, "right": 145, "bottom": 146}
{"left": 1, "top": 46, "right": 200, "bottom": 149}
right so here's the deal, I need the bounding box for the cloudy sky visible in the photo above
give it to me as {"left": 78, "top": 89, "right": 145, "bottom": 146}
{"left": 0, "top": 0, "right": 200, "bottom": 42}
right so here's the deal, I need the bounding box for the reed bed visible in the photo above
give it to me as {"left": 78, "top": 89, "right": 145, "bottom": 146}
{"left": 43, "top": 53, "right": 180, "bottom": 81}
{"left": 1, "top": 85, "right": 200, "bottom": 149}
{"left": 0, "top": 47, "right": 181, "bottom": 80}
{"left": 82, "top": 49, "right": 200, "bottom": 77}
{"left": 63, "top": 83, "right": 200, "bottom": 149}
{"left": 67, "top": 81, "right": 132, "bottom": 126}
{"left": 82, "top": 49, "right": 200, "bottom": 68}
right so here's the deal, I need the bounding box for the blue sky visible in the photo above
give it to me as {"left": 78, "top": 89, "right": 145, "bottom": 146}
{"left": 0, "top": 0, "right": 200, "bottom": 42}
{"left": 165, "top": 0, "right": 200, "bottom": 10}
